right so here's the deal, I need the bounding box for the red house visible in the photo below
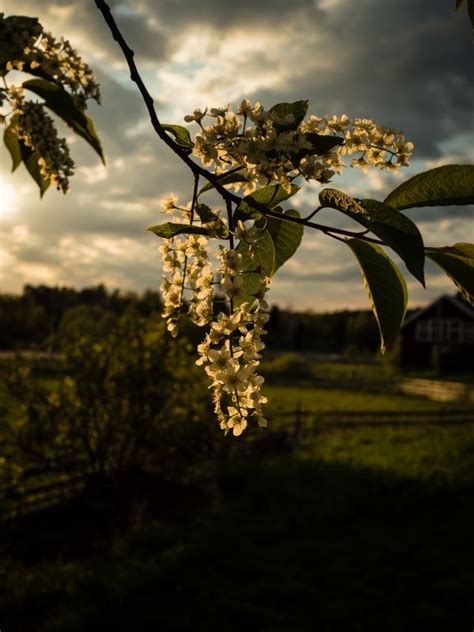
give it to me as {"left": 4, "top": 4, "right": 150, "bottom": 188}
{"left": 400, "top": 294, "right": 474, "bottom": 372}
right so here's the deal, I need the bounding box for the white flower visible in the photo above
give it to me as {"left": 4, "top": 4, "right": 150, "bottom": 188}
{"left": 160, "top": 194, "right": 178, "bottom": 213}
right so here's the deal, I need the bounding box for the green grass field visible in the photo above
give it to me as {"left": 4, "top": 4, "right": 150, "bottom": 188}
{"left": 264, "top": 383, "right": 449, "bottom": 414}
{"left": 1, "top": 369, "right": 473, "bottom": 631}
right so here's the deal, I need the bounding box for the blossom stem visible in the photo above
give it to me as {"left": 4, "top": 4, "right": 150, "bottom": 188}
{"left": 304, "top": 206, "right": 323, "bottom": 221}
{"left": 216, "top": 165, "right": 245, "bottom": 179}
{"left": 178, "top": 173, "right": 200, "bottom": 306}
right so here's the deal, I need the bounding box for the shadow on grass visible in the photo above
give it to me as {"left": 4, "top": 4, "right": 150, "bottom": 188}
{"left": 1, "top": 456, "right": 473, "bottom": 632}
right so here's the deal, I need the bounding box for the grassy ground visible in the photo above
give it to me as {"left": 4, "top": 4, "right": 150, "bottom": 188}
{"left": 1, "top": 373, "right": 473, "bottom": 631}
{"left": 264, "top": 383, "right": 449, "bottom": 414}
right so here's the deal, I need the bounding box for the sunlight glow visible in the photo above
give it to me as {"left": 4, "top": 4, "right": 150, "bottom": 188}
{"left": 0, "top": 175, "right": 19, "bottom": 216}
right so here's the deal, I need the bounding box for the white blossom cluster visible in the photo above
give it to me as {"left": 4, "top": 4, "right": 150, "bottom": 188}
{"left": 184, "top": 101, "right": 413, "bottom": 194}
{"left": 158, "top": 195, "right": 270, "bottom": 435}
{"left": 9, "top": 88, "right": 74, "bottom": 193}
{"left": 0, "top": 13, "right": 100, "bottom": 109}
{"left": 0, "top": 13, "right": 101, "bottom": 193}
{"left": 196, "top": 247, "right": 270, "bottom": 436}
{"left": 301, "top": 114, "right": 414, "bottom": 173}
{"left": 159, "top": 196, "right": 219, "bottom": 337}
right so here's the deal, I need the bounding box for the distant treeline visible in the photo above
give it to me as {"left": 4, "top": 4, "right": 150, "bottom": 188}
{"left": 0, "top": 284, "right": 397, "bottom": 355}
{"left": 0, "top": 285, "right": 162, "bottom": 349}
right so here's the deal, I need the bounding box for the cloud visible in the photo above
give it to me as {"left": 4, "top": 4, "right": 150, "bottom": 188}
{"left": 2, "top": 0, "right": 169, "bottom": 66}
{"left": 0, "top": 0, "right": 472, "bottom": 310}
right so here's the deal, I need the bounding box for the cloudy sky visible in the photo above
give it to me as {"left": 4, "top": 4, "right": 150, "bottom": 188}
{"left": 1, "top": 0, "right": 473, "bottom": 310}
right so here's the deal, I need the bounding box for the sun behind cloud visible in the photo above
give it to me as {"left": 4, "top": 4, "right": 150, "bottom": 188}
{"left": 0, "top": 175, "right": 19, "bottom": 216}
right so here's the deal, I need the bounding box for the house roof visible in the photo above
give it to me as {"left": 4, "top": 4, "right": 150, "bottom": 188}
{"left": 403, "top": 294, "right": 474, "bottom": 328}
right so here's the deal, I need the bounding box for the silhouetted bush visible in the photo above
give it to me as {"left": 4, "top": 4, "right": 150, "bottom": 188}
{"left": 2, "top": 309, "right": 215, "bottom": 486}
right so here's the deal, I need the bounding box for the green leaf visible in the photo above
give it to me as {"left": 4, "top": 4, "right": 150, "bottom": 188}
{"left": 198, "top": 172, "right": 250, "bottom": 197}
{"left": 162, "top": 124, "right": 193, "bottom": 148}
{"left": 2, "top": 113, "right": 50, "bottom": 194}
{"left": 194, "top": 203, "right": 219, "bottom": 223}
{"left": 265, "top": 209, "right": 304, "bottom": 272}
{"left": 237, "top": 229, "right": 275, "bottom": 276}
{"left": 290, "top": 133, "right": 343, "bottom": 166}
{"left": 346, "top": 238, "right": 408, "bottom": 354}
{"left": 269, "top": 100, "right": 309, "bottom": 131}
{"left": 19, "top": 141, "right": 50, "bottom": 197}
{"left": 235, "top": 230, "right": 275, "bottom": 306}
{"left": 22, "top": 78, "right": 105, "bottom": 164}
{"left": 3, "top": 118, "right": 22, "bottom": 172}
{"left": 426, "top": 243, "right": 474, "bottom": 305}
{"left": 384, "top": 165, "right": 474, "bottom": 210}
{"left": 360, "top": 199, "right": 425, "bottom": 286}
{"left": 320, "top": 189, "right": 426, "bottom": 286}
{"left": 235, "top": 183, "right": 300, "bottom": 221}
{"left": 319, "top": 188, "right": 367, "bottom": 215}
{"left": 146, "top": 222, "right": 209, "bottom": 238}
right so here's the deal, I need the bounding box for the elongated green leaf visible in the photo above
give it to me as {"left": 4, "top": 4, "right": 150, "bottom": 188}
{"left": 319, "top": 188, "right": 367, "bottom": 215}
{"left": 265, "top": 209, "right": 304, "bottom": 272}
{"left": 22, "top": 78, "right": 105, "bottom": 163}
{"left": 360, "top": 199, "right": 425, "bottom": 286}
{"left": 147, "top": 222, "right": 209, "bottom": 238}
{"left": 320, "top": 189, "right": 426, "bottom": 286}
{"left": 269, "top": 100, "right": 309, "bottom": 131}
{"left": 198, "top": 172, "right": 250, "bottom": 197}
{"left": 346, "top": 238, "right": 408, "bottom": 353}
{"left": 162, "top": 124, "right": 193, "bottom": 148}
{"left": 194, "top": 203, "right": 219, "bottom": 223}
{"left": 384, "top": 165, "right": 474, "bottom": 210}
{"left": 235, "top": 183, "right": 300, "bottom": 221}
{"left": 19, "top": 141, "right": 50, "bottom": 197}
{"left": 235, "top": 230, "right": 275, "bottom": 306}
{"left": 3, "top": 118, "right": 21, "bottom": 172}
{"left": 290, "top": 133, "right": 343, "bottom": 166}
{"left": 426, "top": 243, "right": 474, "bottom": 305}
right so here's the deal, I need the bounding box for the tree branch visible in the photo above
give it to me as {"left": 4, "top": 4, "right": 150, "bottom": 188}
{"left": 95, "top": 0, "right": 387, "bottom": 248}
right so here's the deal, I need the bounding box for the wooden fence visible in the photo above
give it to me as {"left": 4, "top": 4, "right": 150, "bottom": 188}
{"left": 0, "top": 459, "right": 90, "bottom": 522}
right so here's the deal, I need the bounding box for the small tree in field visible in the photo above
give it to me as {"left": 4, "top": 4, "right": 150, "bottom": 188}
{"left": 1, "top": 4, "right": 473, "bottom": 437}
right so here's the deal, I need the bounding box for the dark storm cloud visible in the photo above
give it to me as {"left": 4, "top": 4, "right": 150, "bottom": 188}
{"left": 145, "top": 0, "right": 323, "bottom": 30}
{"left": 253, "top": 0, "right": 474, "bottom": 159}
{"left": 3, "top": 0, "right": 169, "bottom": 65}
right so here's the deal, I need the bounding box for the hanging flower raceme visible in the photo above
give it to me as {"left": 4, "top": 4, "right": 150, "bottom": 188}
{"left": 0, "top": 13, "right": 100, "bottom": 109}
{"left": 185, "top": 100, "right": 413, "bottom": 194}
{"left": 11, "top": 93, "right": 75, "bottom": 192}
{"left": 196, "top": 245, "right": 270, "bottom": 436}
{"left": 150, "top": 97, "right": 417, "bottom": 436}
{"left": 0, "top": 13, "right": 103, "bottom": 194}
{"left": 157, "top": 195, "right": 223, "bottom": 337}
{"left": 154, "top": 191, "right": 271, "bottom": 435}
